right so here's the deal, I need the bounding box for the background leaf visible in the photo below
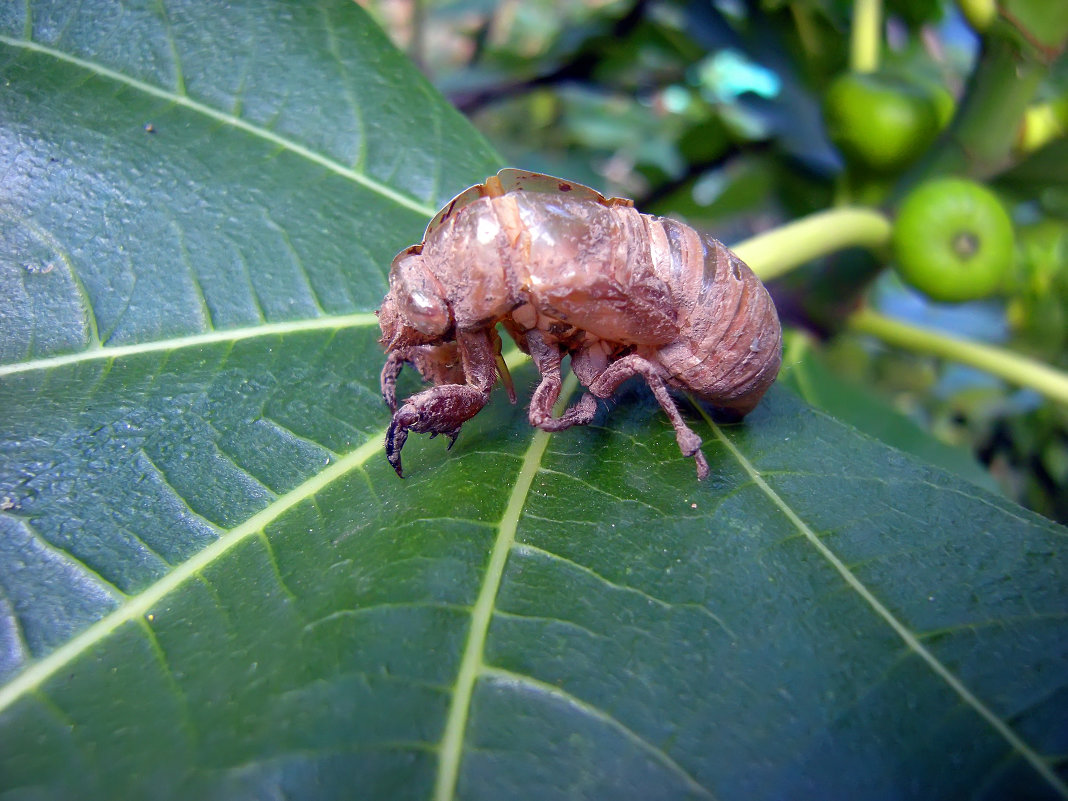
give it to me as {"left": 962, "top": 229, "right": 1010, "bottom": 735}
{"left": 778, "top": 333, "right": 1002, "bottom": 493}
{"left": 1, "top": 2, "right": 1066, "bottom": 800}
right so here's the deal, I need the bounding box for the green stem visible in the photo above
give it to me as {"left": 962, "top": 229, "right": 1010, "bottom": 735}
{"left": 848, "top": 308, "right": 1068, "bottom": 404}
{"left": 732, "top": 207, "right": 893, "bottom": 281}
{"left": 789, "top": 3, "right": 822, "bottom": 67}
{"left": 923, "top": 35, "right": 1046, "bottom": 178}
{"left": 850, "top": 0, "right": 882, "bottom": 73}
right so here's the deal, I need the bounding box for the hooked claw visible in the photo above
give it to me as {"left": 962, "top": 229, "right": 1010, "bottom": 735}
{"left": 385, "top": 404, "right": 419, "bottom": 478}
{"left": 387, "top": 419, "right": 461, "bottom": 478}
{"left": 427, "top": 428, "right": 461, "bottom": 448}
{"left": 383, "top": 383, "right": 489, "bottom": 477}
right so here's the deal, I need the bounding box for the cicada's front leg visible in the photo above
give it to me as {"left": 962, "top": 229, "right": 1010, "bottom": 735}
{"left": 380, "top": 343, "right": 465, "bottom": 412}
{"left": 386, "top": 330, "right": 497, "bottom": 477}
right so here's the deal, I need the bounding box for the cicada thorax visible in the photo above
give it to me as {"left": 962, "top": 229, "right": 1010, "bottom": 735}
{"left": 506, "top": 193, "right": 679, "bottom": 346}
{"left": 420, "top": 190, "right": 681, "bottom": 346}
{"left": 416, "top": 198, "right": 524, "bottom": 331}
{"left": 646, "top": 217, "right": 782, "bottom": 412}
{"left": 406, "top": 169, "right": 780, "bottom": 411}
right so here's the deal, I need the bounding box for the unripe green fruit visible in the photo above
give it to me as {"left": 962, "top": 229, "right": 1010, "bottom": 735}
{"left": 957, "top": 0, "right": 996, "bottom": 31}
{"left": 824, "top": 72, "right": 952, "bottom": 173}
{"left": 892, "top": 178, "right": 1015, "bottom": 302}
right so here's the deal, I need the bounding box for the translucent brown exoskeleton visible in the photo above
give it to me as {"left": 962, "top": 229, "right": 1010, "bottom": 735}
{"left": 377, "top": 169, "right": 782, "bottom": 479}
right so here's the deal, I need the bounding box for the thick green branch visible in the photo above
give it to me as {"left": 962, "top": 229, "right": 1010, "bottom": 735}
{"left": 938, "top": 36, "right": 1045, "bottom": 176}
{"left": 923, "top": 0, "right": 1068, "bottom": 179}
{"left": 848, "top": 308, "right": 1068, "bottom": 404}
{"left": 732, "top": 207, "right": 892, "bottom": 281}
{"left": 850, "top": 0, "right": 882, "bottom": 73}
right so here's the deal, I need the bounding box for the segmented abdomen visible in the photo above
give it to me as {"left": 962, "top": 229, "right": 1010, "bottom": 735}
{"left": 637, "top": 215, "right": 780, "bottom": 410}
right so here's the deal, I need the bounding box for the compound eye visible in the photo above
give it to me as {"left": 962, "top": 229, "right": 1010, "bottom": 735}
{"left": 390, "top": 249, "right": 450, "bottom": 336}
{"left": 400, "top": 287, "right": 449, "bottom": 335}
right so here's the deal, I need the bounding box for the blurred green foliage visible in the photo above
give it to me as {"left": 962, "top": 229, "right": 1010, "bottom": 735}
{"left": 360, "top": 0, "right": 1068, "bottom": 522}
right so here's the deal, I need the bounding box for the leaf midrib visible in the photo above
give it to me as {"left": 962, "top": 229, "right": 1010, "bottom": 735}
{"left": 0, "top": 35, "right": 437, "bottom": 218}
{"left": 703, "top": 413, "right": 1068, "bottom": 798}
{"left": 430, "top": 379, "right": 569, "bottom": 801}
{"left": 431, "top": 372, "right": 716, "bottom": 800}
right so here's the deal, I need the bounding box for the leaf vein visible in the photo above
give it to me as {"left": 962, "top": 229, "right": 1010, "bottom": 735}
{"left": 915, "top": 611, "right": 1068, "bottom": 641}
{"left": 0, "top": 313, "right": 378, "bottom": 377}
{"left": 10, "top": 513, "right": 128, "bottom": 601}
{"left": 256, "top": 530, "right": 300, "bottom": 608}
{"left": 0, "top": 584, "right": 31, "bottom": 669}
{"left": 479, "top": 666, "right": 716, "bottom": 799}
{"left": 491, "top": 609, "right": 610, "bottom": 642}
{"left": 303, "top": 602, "right": 471, "bottom": 634}
{"left": 0, "top": 35, "right": 436, "bottom": 216}
{"left": 513, "top": 542, "right": 666, "bottom": 610}
{"left": 0, "top": 430, "right": 384, "bottom": 715}
{"left": 704, "top": 417, "right": 1068, "bottom": 798}
{"left": 535, "top": 467, "right": 666, "bottom": 514}
{"left": 156, "top": 0, "right": 187, "bottom": 96}
{"left": 260, "top": 415, "right": 340, "bottom": 461}
{"left": 171, "top": 218, "right": 214, "bottom": 329}
{"left": 320, "top": 3, "right": 366, "bottom": 170}
{"left": 260, "top": 208, "right": 326, "bottom": 316}
{"left": 432, "top": 373, "right": 579, "bottom": 801}
{"left": 138, "top": 448, "right": 229, "bottom": 544}
{"left": 138, "top": 616, "right": 197, "bottom": 748}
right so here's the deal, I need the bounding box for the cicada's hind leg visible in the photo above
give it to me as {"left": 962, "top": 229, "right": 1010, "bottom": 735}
{"left": 585, "top": 354, "right": 710, "bottom": 480}
{"left": 525, "top": 331, "right": 597, "bottom": 432}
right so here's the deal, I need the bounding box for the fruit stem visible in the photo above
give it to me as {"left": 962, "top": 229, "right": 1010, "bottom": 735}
{"left": 848, "top": 307, "right": 1068, "bottom": 405}
{"left": 850, "top": 0, "right": 883, "bottom": 73}
{"left": 733, "top": 207, "right": 893, "bottom": 281}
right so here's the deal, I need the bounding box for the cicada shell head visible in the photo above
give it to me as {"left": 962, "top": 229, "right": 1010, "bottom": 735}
{"left": 382, "top": 245, "right": 452, "bottom": 345}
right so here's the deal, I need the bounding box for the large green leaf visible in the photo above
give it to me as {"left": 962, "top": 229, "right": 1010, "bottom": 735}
{"left": 1, "top": 3, "right": 1066, "bottom": 799}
